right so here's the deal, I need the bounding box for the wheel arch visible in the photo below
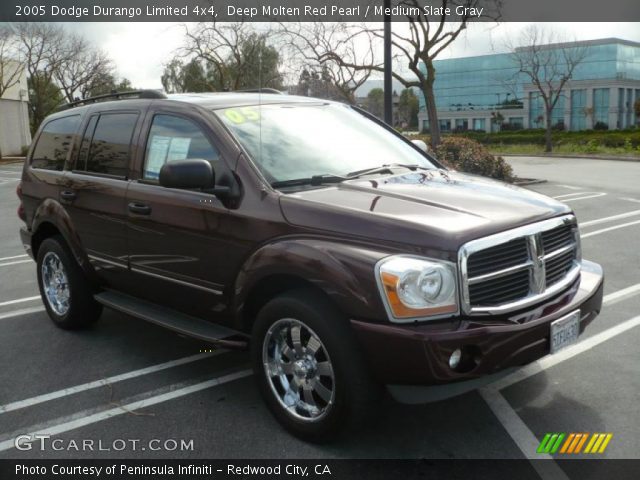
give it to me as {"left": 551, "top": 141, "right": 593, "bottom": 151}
{"left": 233, "top": 238, "right": 389, "bottom": 332}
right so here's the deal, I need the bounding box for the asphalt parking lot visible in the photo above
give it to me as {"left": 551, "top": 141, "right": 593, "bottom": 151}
{"left": 0, "top": 157, "right": 638, "bottom": 472}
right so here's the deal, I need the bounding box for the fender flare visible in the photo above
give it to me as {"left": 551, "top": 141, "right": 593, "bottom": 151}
{"left": 233, "top": 237, "right": 390, "bottom": 329}
{"left": 30, "top": 198, "right": 100, "bottom": 284}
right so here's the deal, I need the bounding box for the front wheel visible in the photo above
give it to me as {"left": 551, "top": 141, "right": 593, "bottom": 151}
{"left": 251, "top": 289, "right": 381, "bottom": 442}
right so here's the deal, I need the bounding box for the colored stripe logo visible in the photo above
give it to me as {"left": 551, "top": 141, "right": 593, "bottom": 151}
{"left": 537, "top": 433, "right": 613, "bottom": 454}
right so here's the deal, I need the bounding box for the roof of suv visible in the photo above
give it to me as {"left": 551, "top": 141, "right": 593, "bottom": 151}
{"left": 166, "top": 92, "right": 327, "bottom": 109}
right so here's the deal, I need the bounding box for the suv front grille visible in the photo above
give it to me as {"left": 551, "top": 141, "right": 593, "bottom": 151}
{"left": 460, "top": 216, "right": 581, "bottom": 315}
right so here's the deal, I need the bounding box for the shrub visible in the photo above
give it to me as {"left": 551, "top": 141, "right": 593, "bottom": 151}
{"left": 593, "top": 121, "right": 609, "bottom": 131}
{"left": 434, "top": 136, "right": 513, "bottom": 182}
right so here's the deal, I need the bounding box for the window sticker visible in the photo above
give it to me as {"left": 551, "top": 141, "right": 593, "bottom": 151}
{"left": 224, "top": 107, "right": 260, "bottom": 124}
{"left": 146, "top": 135, "right": 171, "bottom": 177}
{"left": 167, "top": 137, "right": 191, "bottom": 161}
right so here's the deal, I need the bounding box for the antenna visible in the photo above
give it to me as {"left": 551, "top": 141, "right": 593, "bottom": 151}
{"left": 258, "top": 41, "right": 263, "bottom": 169}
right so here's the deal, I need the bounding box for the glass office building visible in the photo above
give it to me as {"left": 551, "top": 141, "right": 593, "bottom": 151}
{"left": 418, "top": 38, "right": 640, "bottom": 132}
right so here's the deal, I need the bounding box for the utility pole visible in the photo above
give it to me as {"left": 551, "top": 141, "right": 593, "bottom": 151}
{"left": 383, "top": 0, "right": 392, "bottom": 126}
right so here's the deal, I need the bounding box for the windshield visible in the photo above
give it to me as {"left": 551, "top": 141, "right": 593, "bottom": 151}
{"left": 215, "top": 103, "right": 436, "bottom": 184}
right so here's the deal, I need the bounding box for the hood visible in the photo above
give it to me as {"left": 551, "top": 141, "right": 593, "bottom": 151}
{"left": 279, "top": 170, "right": 571, "bottom": 255}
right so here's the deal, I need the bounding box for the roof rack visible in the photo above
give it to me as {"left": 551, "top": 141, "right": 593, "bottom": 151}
{"left": 58, "top": 89, "right": 168, "bottom": 110}
{"left": 234, "top": 88, "right": 283, "bottom": 94}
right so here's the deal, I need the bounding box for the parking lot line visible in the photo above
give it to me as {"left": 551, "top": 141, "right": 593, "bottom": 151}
{"left": 0, "top": 369, "right": 252, "bottom": 452}
{"left": 580, "top": 209, "right": 640, "bottom": 227}
{"left": 0, "top": 259, "right": 32, "bottom": 267}
{"left": 0, "top": 254, "right": 28, "bottom": 262}
{"left": 0, "top": 296, "right": 40, "bottom": 308}
{"left": 552, "top": 191, "right": 605, "bottom": 200}
{"left": 581, "top": 219, "right": 640, "bottom": 239}
{"left": 562, "top": 193, "right": 607, "bottom": 203}
{"left": 0, "top": 351, "right": 223, "bottom": 414}
{"left": 602, "top": 283, "right": 640, "bottom": 306}
{"left": 0, "top": 306, "right": 44, "bottom": 320}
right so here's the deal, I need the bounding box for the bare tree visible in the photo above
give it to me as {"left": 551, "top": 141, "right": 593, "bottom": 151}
{"left": 0, "top": 26, "right": 24, "bottom": 99}
{"left": 317, "top": 2, "right": 500, "bottom": 147}
{"left": 508, "top": 26, "right": 588, "bottom": 152}
{"left": 181, "top": 22, "right": 282, "bottom": 91}
{"left": 15, "top": 23, "right": 70, "bottom": 129}
{"left": 279, "top": 23, "right": 377, "bottom": 104}
{"left": 54, "top": 33, "right": 114, "bottom": 102}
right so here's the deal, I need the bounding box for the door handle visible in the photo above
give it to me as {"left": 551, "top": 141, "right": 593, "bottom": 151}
{"left": 128, "top": 202, "right": 151, "bottom": 215}
{"left": 60, "top": 190, "right": 77, "bottom": 201}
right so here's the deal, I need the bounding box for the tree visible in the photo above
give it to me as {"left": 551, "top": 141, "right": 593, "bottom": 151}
{"left": 86, "top": 74, "right": 134, "bottom": 97}
{"left": 316, "top": 2, "right": 500, "bottom": 147}
{"left": 398, "top": 88, "right": 419, "bottom": 128}
{"left": 15, "top": 23, "right": 70, "bottom": 131}
{"left": 508, "top": 26, "right": 588, "bottom": 152}
{"left": 181, "top": 22, "right": 282, "bottom": 91}
{"left": 27, "top": 73, "right": 63, "bottom": 132}
{"left": 634, "top": 99, "right": 640, "bottom": 120}
{"left": 161, "top": 58, "right": 211, "bottom": 93}
{"left": 367, "top": 88, "right": 384, "bottom": 118}
{"left": 0, "top": 26, "right": 23, "bottom": 98}
{"left": 54, "top": 33, "right": 114, "bottom": 102}
{"left": 279, "top": 23, "right": 376, "bottom": 104}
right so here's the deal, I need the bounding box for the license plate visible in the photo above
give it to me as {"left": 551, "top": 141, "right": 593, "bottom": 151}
{"left": 550, "top": 310, "right": 581, "bottom": 354}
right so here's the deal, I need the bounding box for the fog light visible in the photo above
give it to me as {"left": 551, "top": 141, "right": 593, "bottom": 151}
{"left": 449, "top": 348, "right": 462, "bottom": 369}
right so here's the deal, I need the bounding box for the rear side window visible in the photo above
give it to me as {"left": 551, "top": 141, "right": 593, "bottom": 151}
{"left": 85, "top": 113, "right": 139, "bottom": 177}
{"left": 143, "top": 114, "right": 219, "bottom": 180}
{"left": 31, "top": 115, "right": 80, "bottom": 171}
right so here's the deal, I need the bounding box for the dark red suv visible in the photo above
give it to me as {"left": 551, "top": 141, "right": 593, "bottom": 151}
{"left": 17, "top": 90, "right": 603, "bottom": 441}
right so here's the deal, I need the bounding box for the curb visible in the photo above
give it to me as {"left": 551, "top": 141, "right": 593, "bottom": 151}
{"left": 498, "top": 153, "right": 640, "bottom": 162}
{"left": 513, "top": 178, "right": 547, "bottom": 186}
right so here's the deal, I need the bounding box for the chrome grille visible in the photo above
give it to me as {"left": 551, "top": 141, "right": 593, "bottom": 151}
{"left": 459, "top": 215, "right": 581, "bottom": 315}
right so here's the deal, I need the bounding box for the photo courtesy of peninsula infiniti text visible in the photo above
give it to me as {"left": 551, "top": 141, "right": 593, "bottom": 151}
{"left": 16, "top": 90, "right": 604, "bottom": 441}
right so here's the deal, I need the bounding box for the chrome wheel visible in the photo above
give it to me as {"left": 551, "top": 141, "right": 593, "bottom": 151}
{"left": 41, "top": 251, "right": 70, "bottom": 316}
{"left": 263, "top": 318, "right": 335, "bottom": 422}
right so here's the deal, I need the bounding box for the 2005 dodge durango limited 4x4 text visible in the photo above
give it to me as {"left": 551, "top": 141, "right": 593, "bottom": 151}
{"left": 17, "top": 90, "right": 604, "bottom": 441}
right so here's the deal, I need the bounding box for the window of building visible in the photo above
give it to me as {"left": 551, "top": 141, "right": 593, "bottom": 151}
{"left": 85, "top": 113, "right": 139, "bottom": 177}
{"left": 143, "top": 115, "right": 220, "bottom": 180}
{"left": 593, "top": 88, "right": 610, "bottom": 128}
{"left": 529, "top": 92, "right": 544, "bottom": 128}
{"left": 508, "top": 117, "right": 524, "bottom": 130}
{"left": 472, "top": 118, "right": 486, "bottom": 131}
{"left": 31, "top": 115, "right": 80, "bottom": 171}
{"left": 454, "top": 118, "right": 468, "bottom": 132}
{"left": 439, "top": 119, "right": 451, "bottom": 132}
{"left": 570, "top": 89, "right": 586, "bottom": 131}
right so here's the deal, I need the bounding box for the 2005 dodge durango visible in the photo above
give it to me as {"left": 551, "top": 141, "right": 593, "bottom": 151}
{"left": 17, "top": 90, "right": 604, "bottom": 441}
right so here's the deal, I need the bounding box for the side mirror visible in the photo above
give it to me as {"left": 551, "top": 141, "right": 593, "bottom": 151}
{"left": 159, "top": 159, "right": 215, "bottom": 190}
{"left": 411, "top": 139, "right": 429, "bottom": 153}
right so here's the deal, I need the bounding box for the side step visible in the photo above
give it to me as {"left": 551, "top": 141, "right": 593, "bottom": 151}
{"left": 94, "top": 291, "right": 247, "bottom": 348}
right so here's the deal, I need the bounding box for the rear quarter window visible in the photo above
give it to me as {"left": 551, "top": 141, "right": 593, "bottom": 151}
{"left": 31, "top": 115, "right": 81, "bottom": 171}
{"left": 85, "top": 112, "right": 139, "bottom": 177}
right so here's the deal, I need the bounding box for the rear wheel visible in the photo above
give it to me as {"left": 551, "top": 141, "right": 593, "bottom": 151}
{"left": 36, "top": 236, "right": 102, "bottom": 329}
{"left": 251, "top": 289, "right": 381, "bottom": 442}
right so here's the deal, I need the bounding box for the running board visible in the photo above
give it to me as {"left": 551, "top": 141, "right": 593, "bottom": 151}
{"left": 94, "top": 291, "right": 247, "bottom": 348}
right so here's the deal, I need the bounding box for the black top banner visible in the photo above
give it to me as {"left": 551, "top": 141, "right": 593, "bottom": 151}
{"left": 2, "top": 0, "right": 640, "bottom": 22}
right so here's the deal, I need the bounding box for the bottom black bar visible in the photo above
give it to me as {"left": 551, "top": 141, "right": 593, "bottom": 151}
{"left": 2, "top": 459, "right": 639, "bottom": 480}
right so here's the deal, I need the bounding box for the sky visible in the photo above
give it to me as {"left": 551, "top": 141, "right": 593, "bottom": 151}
{"left": 70, "top": 22, "right": 640, "bottom": 90}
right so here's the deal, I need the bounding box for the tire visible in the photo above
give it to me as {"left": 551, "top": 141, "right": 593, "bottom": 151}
{"left": 36, "top": 235, "right": 102, "bottom": 329}
{"left": 251, "top": 288, "right": 381, "bottom": 442}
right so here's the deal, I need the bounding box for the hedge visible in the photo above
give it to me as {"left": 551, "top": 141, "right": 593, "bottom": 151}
{"left": 433, "top": 136, "right": 513, "bottom": 182}
{"left": 457, "top": 128, "right": 640, "bottom": 148}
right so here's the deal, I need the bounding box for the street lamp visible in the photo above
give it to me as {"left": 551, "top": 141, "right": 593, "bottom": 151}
{"left": 383, "top": 0, "right": 392, "bottom": 126}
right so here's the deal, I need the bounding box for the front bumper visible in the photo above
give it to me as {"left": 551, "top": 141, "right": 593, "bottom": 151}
{"left": 351, "top": 260, "right": 604, "bottom": 385}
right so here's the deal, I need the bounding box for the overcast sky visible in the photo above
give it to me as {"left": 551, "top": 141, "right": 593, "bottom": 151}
{"left": 70, "top": 22, "right": 640, "bottom": 89}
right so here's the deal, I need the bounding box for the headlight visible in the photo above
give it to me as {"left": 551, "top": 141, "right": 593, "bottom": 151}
{"left": 376, "top": 256, "right": 458, "bottom": 322}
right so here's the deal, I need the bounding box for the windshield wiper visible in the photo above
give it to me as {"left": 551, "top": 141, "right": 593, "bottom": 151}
{"left": 271, "top": 174, "right": 347, "bottom": 189}
{"left": 346, "top": 163, "right": 432, "bottom": 178}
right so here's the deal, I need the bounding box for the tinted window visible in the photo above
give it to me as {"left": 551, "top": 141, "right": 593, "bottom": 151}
{"left": 143, "top": 114, "right": 219, "bottom": 180}
{"left": 86, "top": 113, "right": 139, "bottom": 177}
{"left": 31, "top": 115, "right": 80, "bottom": 171}
{"left": 75, "top": 115, "right": 98, "bottom": 171}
